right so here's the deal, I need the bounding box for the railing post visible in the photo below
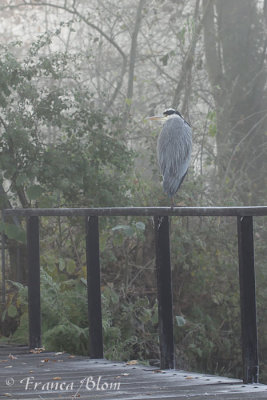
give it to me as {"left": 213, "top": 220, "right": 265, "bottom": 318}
{"left": 27, "top": 216, "right": 41, "bottom": 349}
{"left": 154, "top": 216, "right": 174, "bottom": 369}
{"left": 1, "top": 210, "right": 6, "bottom": 305}
{"left": 85, "top": 216, "right": 104, "bottom": 358}
{"left": 237, "top": 216, "right": 259, "bottom": 383}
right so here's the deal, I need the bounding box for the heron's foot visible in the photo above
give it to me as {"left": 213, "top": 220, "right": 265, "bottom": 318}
{"left": 171, "top": 200, "right": 186, "bottom": 207}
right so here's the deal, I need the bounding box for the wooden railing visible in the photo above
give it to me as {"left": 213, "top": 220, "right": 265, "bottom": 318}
{"left": 2, "top": 206, "right": 267, "bottom": 384}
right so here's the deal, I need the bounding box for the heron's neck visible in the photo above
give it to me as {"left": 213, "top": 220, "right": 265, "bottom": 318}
{"left": 167, "top": 113, "right": 191, "bottom": 127}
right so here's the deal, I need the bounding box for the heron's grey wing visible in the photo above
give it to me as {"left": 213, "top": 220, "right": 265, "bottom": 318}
{"left": 157, "top": 117, "right": 192, "bottom": 197}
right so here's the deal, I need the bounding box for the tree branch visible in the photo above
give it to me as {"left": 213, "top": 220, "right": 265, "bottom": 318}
{"left": 172, "top": 0, "right": 212, "bottom": 110}
{"left": 2, "top": 1, "right": 128, "bottom": 110}
{"left": 122, "top": 0, "right": 145, "bottom": 125}
{"left": 223, "top": 111, "right": 267, "bottom": 182}
{"left": 181, "top": 0, "right": 200, "bottom": 118}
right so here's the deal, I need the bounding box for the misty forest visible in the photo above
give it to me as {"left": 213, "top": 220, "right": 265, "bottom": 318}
{"left": 0, "top": 0, "right": 266, "bottom": 383}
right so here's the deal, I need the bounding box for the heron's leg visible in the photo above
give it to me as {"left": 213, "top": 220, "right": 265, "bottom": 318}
{"left": 172, "top": 196, "right": 186, "bottom": 207}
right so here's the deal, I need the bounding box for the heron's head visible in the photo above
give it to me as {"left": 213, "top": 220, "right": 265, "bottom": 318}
{"left": 147, "top": 108, "right": 183, "bottom": 122}
{"left": 147, "top": 108, "right": 190, "bottom": 126}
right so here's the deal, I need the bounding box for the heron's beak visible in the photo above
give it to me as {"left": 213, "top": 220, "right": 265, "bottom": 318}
{"left": 146, "top": 116, "right": 166, "bottom": 121}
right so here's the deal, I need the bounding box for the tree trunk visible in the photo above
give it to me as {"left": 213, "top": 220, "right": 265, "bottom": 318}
{"left": 122, "top": 0, "right": 145, "bottom": 127}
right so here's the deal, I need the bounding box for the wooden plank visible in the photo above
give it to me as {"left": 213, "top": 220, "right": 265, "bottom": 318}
{"left": 85, "top": 216, "right": 104, "bottom": 358}
{"left": 237, "top": 216, "right": 259, "bottom": 383}
{"left": 0, "top": 350, "right": 267, "bottom": 399}
{"left": 3, "top": 206, "right": 267, "bottom": 217}
{"left": 27, "top": 216, "right": 41, "bottom": 349}
{"left": 154, "top": 216, "right": 174, "bottom": 369}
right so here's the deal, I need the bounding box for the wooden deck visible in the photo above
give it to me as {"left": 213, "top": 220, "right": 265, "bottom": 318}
{"left": 0, "top": 346, "right": 267, "bottom": 399}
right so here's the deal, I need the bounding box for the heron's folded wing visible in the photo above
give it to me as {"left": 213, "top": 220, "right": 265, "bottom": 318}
{"left": 157, "top": 118, "right": 192, "bottom": 196}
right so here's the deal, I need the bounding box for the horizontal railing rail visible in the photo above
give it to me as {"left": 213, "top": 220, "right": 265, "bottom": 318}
{"left": 3, "top": 206, "right": 267, "bottom": 217}
{"left": 2, "top": 206, "right": 267, "bottom": 384}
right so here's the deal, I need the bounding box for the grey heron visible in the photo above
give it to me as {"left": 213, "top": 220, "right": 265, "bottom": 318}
{"left": 147, "top": 108, "right": 192, "bottom": 204}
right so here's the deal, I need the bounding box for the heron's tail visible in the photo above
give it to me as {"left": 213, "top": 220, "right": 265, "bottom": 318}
{"left": 163, "top": 171, "right": 187, "bottom": 197}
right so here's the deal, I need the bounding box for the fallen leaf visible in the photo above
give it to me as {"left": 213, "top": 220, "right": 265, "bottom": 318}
{"left": 30, "top": 347, "right": 45, "bottom": 354}
{"left": 126, "top": 360, "right": 138, "bottom": 365}
{"left": 68, "top": 355, "right": 75, "bottom": 358}
{"left": 3, "top": 393, "right": 12, "bottom": 397}
{"left": 40, "top": 358, "right": 49, "bottom": 363}
{"left": 185, "top": 376, "right": 194, "bottom": 379}
{"left": 8, "top": 354, "right": 18, "bottom": 360}
{"left": 0, "top": 360, "right": 8, "bottom": 363}
{"left": 153, "top": 369, "right": 163, "bottom": 373}
{"left": 52, "top": 377, "right": 62, "bottom": 380}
